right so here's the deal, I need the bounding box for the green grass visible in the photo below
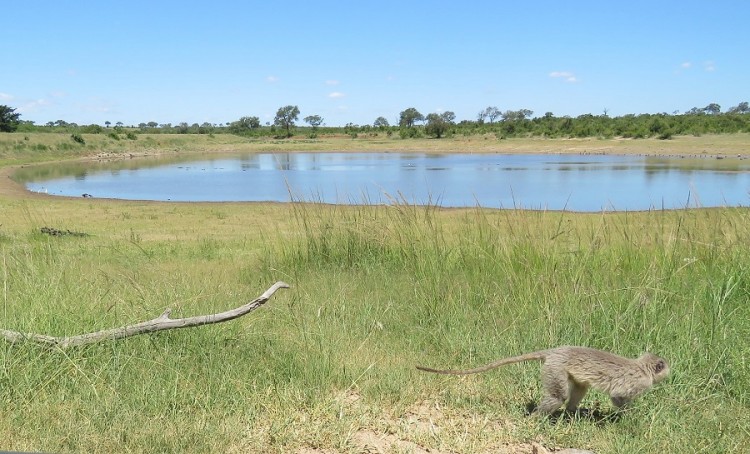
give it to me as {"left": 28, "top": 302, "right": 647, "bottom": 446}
{"left": 1, "top": 196, "right": 749, "bottom": 452}
{"left": 1, "top": 137, "right": 749, "bottom": 452}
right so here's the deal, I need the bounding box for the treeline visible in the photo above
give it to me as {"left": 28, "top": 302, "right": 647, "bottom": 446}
{"left": 457, "top": 108, "right": 750, "bottom": 140}
{"left": 3, "top": 101, "right": 750, "bottom": 140}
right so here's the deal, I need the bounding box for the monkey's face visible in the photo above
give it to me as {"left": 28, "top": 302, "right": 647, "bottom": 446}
{"left": 646, "top": 354, "right": 670, "bottom": 383}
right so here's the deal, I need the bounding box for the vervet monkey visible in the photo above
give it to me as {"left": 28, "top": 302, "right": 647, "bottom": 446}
{"left": 417, "top": 346, "right": 669, "bottom": 415}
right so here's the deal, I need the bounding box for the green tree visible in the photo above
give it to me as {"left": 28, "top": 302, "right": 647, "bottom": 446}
{"left": 424, "top": 111, "right": 455, "bottom": 138}
{"left": 728, "top": 102, "right": 749, "bottom": 114}
{"left": 304, "top": 114, "right": 324, "bottom": 138}
{"left": 239, "top": 116, "right": 260, "bottom": 129}
{"left": 274, "top": 105, "right": 300, "bottom": 137}
{"left": 0, "top": 105, "right": 21, "bottom": 132}
{"left": 501, "top": 109, "right": 534, "bottom": 121}
{"left": 230, "top": 116, "right": 260, "bottom": 134}
{"left": 399, "top": 107, "right": 424, "bottom": 128}
{"left": 482, "top": 106, "right": 501, "bottom": 123}
{"left": 373, "top": 116, "right": 390, "bottom": 129}
{"left": 704, "top": 103, "right": 721, "bottom": 115}
{"left": 199, "top": 122, "right": 214, "bottom": 134}
{"left": 303, "top": 115, "right": 324, "bottom": 129}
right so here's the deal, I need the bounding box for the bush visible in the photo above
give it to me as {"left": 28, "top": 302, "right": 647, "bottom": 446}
{"left": 82, "top": 124, "right": 103, "bottom": 134}
{"left": 70, "top": 133, "right": 85, "bottom": 145}
{"left": 399, "top": 127, "right": 421, "bottom": 139}
{"left": 126, "top": 132, "right": 138, "bottom": 140}
{"left": 658, "top": 131, "right": 673, "bottom": 140}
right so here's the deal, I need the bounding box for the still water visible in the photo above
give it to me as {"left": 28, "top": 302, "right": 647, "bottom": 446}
{"left": 21, "top": 152, "right": 750, "bottom": 211}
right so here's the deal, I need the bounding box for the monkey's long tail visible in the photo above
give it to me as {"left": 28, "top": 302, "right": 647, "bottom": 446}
{"left": 416, "top": 350, "right": 548, "bottom": 375}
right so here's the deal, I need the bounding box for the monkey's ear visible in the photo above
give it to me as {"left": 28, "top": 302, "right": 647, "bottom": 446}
{"left": 654, "top": 360, "right": 666, "bottom": 373}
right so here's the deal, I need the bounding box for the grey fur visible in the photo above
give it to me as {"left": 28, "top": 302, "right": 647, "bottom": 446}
{"left": 417, "top": 346, "right": 670, "bottom": 415}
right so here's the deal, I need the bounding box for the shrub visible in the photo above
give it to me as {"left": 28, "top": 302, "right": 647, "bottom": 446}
{"left": 399, "top": 127, "right": 421, "bottom": 139}
{"left": 658, "top": 131, "right": 673, "bottom": 140}
{"left": 82, "top": 124, "right": 103, "bottom": 134}
{"left": 70, "top": 133, "right": 85, "bottom": 145}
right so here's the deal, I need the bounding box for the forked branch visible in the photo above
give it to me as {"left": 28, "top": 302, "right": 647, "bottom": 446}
{"left": 0, "top": 281, "right": 290, "bottom": 349}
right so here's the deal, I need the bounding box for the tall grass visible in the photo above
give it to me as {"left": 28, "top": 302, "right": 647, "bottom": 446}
{"left": 1, "top": 198, "right": 749, "bottom": 452}
{"left": 261, "top": 202, "right": 750, "bottom": 451}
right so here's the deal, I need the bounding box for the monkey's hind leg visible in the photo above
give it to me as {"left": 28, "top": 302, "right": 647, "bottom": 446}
{"left": 536, "top": 365, "right": 568, "bottom": 416}
{"left": 565, "top": 381, "right": 589, "bottom": 413}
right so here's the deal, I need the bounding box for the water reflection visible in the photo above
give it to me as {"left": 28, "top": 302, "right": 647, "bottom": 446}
{"left": 18, "top": 152, "right": 750, "bottom": 211}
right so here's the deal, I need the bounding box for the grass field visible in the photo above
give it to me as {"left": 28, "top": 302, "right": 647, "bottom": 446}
{"left": 1, "top": 133, "right": 749, "bottom": 453}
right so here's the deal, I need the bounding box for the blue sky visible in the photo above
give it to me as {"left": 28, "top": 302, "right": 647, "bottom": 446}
{"left": 2, "top": 1, "right": 748, "bottom": 127}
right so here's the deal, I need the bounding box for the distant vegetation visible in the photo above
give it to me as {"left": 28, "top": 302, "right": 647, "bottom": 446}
{"left": 2, "top": 101, "right": 750, "bottom": 140}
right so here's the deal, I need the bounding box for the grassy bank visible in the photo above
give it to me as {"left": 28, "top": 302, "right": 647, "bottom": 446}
{"left": 1, "top": 136, "right": 749, "bottom": 452}
{"left": 3, "top": 132, "right": 750, "bottom": 167}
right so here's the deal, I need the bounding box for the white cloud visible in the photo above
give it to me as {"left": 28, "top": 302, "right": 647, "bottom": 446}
{"left": 549, "top": 71, "right": 578, "bottom": 83}
{"left": 681, "top": 61, "right": 692, "bottom": 69}
{"left": 78, "top": 97, "right": 114, "bottom": 114}
{"left": 0, "top": 92, "right": 13, "bottom": 101}
{"left": 325, "top": 80, "right": 339, "bottom": 86}
{"left": 17, "top": 98, "right": 53, "bottom": 113}
{"left": 704, "top": 60, "right": 715, "bottom": 72}
{"left": 266, "top": 75, "right": 279, "bottom": 83}
{"left": 328, "top": 92, "right": 345, "bottom": 99}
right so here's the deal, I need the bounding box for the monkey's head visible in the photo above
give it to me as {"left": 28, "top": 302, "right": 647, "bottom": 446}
{"left": 640, "top": 353, "right": 670, "bottom": 383}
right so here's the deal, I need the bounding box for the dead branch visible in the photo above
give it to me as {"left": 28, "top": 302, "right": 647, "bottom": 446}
{"left": 0, "top": 281, "right": 289, "bottom": 349}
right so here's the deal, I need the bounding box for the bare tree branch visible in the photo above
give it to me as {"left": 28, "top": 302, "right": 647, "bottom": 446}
{"left": 0, "top": 281, "right": 290, "bottom": 349}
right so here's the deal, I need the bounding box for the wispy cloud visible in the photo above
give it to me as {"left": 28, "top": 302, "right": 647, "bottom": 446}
{"left": 0, "top": 92, "right": 13, "bottom": 101}
{"left": 325, "top": 80, "right": 339, "bottom": 86}
{"left": 78, "top": 97, "right": 114, "bottom": 114}
{"left": 676, "top": 60, "right": 715, "bottom": 73}
{"left": 266, "top": 75, "right": 279, "bottom": 83}
{"left": 17, "top": 98, "right": 53, "bottom": 113}
{"left": 328, "top": 92, "right": 345, "bottom": 99}
{"left": 549, "top": 71, "right": 578, "bottom": 83}
{"left": 13, "top": 92, "right": 66, "bottom": 114}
